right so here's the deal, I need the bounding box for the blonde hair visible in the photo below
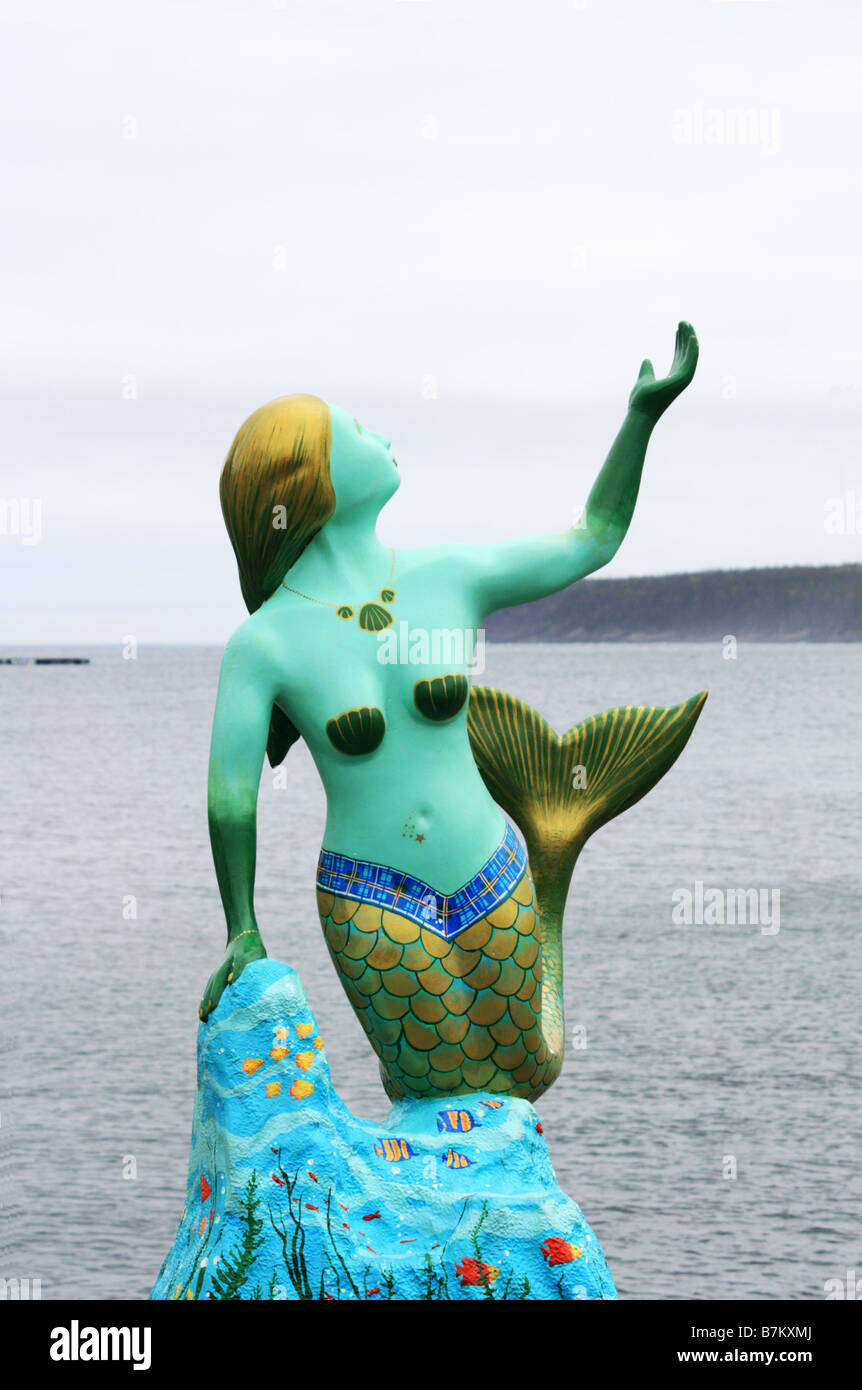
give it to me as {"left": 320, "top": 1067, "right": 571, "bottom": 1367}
{"left": 219, "top": 393, "right": 334, "bottom": 764}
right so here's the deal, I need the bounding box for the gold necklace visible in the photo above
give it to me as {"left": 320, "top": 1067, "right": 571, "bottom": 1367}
{"left": 281, "top": 549, "right": 396, "bottom": 632}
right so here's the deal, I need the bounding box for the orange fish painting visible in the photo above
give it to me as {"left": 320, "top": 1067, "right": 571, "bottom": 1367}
{"left": 541, "top": 1237, "right": 582, "bottom": 1266}
{"left": 200, "top": 1176, "right": 211, "bottom": 1202}
{"left": 269, "top": 1046, "right": 290, "bottom": 1061}
{"left": 295, "top": 1050, "right": 315, "bottom": 1072}
{"left": 289, "top": 1079, "right": 314, "bottom": 1099}
{"left": 265, "top": 1081, "right": 281, "bottom": 1099}
{"left": 241, "top": 1058, "right": 263, "bottom": 1076}
{"left": 296, "top": 1023, "right": 314, "bottom": 1039}
{"left": 455, "top": 1258, "right": 500, "bottom": 1288}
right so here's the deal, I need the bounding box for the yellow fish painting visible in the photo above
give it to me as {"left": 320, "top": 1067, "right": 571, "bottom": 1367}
{"left": 265, "top": 1081, "right": 281, "bottom": 1098}
{"left": 289, "top": 1079, "right": 314, "bottom": 1099}
{"left": 443, "top": 1148, "right": 475, "bottom": 1170}
{"left": 241, "top": 1058, "right": 264, "bottom": 1076}
{"left": 436, "top": 1108, "right": 481, "bottom": 1135}
{"left": 374, "top": 1138, "right": 418, "bottom": 1162}
{"left": 269, "top": 1046, "right": 290, "bottom": 1061}
{"left": 295, "top": 1050, "right": 315, "bottom": 1072}
{"left": 296, "top": 1023, "right": 314, "bottom": 1039}
{"left": 273, "top": 1026, "right": 289, "bottom": 1043}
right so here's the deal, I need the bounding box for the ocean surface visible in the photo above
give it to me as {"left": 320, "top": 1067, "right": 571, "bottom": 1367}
{"left": 1, "top": 642, "right": 859, "bottom": 1301}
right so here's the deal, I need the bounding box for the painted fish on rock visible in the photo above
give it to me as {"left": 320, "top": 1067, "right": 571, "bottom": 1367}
{"left": 437, "top": 1110, "right": 481, "bottom": 1135}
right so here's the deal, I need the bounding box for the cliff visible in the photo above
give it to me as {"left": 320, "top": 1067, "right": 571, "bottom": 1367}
{"left": 485, "top": 565, "right": 862, "bottom": 642}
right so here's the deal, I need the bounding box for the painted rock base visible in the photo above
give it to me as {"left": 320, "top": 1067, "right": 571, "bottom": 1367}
{"left": 151, "top": 960, "right": 616, "bottom": 1301}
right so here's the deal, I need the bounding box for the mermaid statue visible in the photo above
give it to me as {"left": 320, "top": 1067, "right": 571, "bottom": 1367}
{"left": 152, "top": 323, "right": 704, "bottom": 1301}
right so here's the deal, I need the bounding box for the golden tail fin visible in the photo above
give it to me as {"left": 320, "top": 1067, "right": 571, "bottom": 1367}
{"left": 467, "top": 684, "right": 706, "bottom": 1096}
{"left": 467, "top": 687, "right": 707, "bottom": 926}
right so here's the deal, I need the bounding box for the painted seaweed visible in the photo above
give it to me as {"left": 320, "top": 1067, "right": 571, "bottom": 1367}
{"left": 210, "top": 1172, "right": 264, "bottom": 1300}
{"left": 267, "top": 1152, "right": 314, "bottom": 1300}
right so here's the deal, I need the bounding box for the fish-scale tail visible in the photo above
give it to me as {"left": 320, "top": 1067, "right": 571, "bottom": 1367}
{"left": 467, "top": 686, "right": 707, "bottom": 1079}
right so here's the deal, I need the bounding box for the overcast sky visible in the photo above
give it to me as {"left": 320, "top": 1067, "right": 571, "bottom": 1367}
{"left": 3, "top": 0, "right": 861, "bottom": 643}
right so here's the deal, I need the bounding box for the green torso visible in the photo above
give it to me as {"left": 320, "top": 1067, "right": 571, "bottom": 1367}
{"left": 253, "top": 546, "right": 505, "bottom": 891}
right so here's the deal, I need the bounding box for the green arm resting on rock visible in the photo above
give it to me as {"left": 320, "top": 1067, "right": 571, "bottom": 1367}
{"left": 200, "top": 634, "right": 271, "bottom": 1019}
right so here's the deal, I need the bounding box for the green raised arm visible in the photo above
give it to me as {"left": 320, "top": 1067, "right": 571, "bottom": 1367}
{"left": 460, "top": 321, "right": 699, "bottom": 616}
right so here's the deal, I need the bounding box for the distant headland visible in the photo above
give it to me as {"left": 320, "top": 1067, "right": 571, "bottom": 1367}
{"left": 0, "top": 656, "right": 90, "bottom": 665}
{"left": 485, "top": 565, "right": 862, "bottom": 642}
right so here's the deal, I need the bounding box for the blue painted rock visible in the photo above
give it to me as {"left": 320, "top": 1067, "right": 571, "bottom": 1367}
{"left": 151, "top": 960, "right": 616, "bottom": 1301}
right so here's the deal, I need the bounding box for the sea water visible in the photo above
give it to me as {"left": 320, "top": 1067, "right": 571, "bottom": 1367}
{"left": 1, "top": 642, "right": 859, "bottom": 1300}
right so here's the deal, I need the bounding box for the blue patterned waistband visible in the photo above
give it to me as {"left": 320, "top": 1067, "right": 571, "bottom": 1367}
{"left": 316, "top": 822, "right": 527, "bottom": 941}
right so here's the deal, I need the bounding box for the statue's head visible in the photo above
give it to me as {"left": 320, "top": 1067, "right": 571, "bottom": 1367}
{"left": 327, "top": 403, "right": 400, "bottom": 515}
{"left": 220, "top": 394, "right": 399, "bottom": 614}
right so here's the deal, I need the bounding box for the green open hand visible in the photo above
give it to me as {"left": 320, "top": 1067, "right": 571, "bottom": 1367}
{"left": 199, "top": 928, "right": 268, "bottom": 1022}
{"left": 628, "top": 321, "right": 699, "bottom": 423}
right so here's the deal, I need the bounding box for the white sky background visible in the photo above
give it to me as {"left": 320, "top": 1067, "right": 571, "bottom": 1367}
{"left": 3, "top": 0, "right": 861, "bottom": 643}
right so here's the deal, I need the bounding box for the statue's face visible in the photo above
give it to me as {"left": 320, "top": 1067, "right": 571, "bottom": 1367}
{"left": 327, "top": 404, "right": 401, "bottom": 514}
